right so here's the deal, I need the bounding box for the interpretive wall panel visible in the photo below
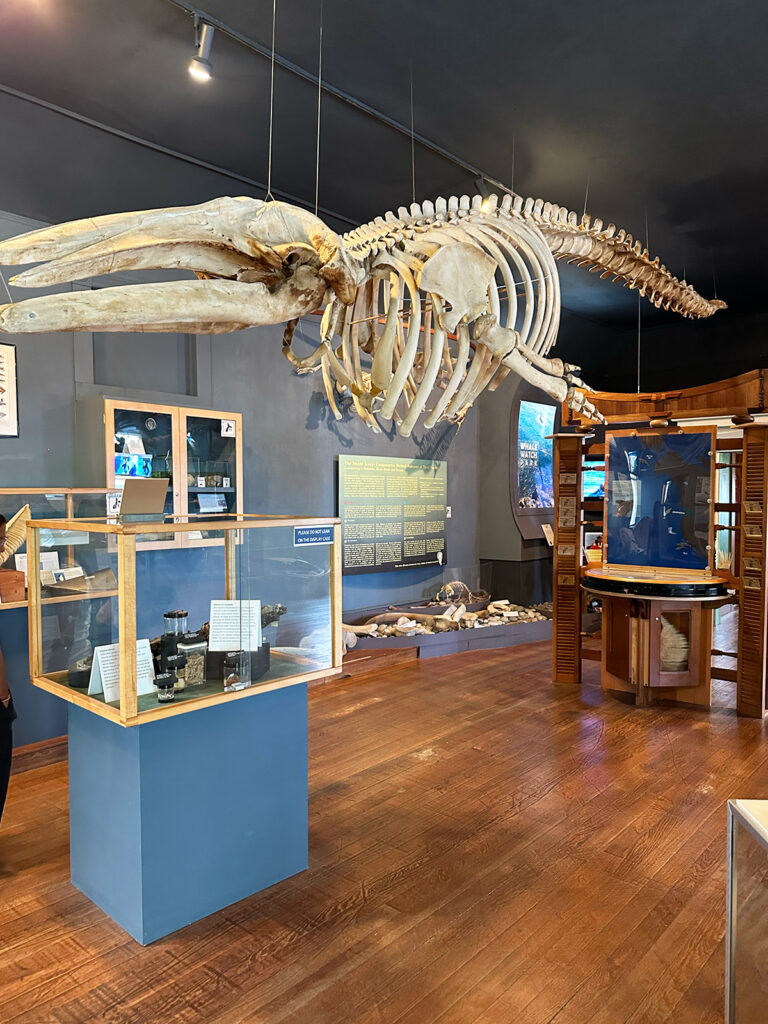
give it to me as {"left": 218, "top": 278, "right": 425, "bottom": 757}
{"left": 339, "top": 455, "right": 447, "bottom": 575}
{"left": 509, "top": 384, "right": 560, "bottom": 542}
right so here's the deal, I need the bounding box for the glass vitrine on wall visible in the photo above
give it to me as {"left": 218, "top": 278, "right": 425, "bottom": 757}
{"left": 109, "top": 401, "right": 176, "bottom": 515}
{"left": 86, "top": 399, "right": 244, "bottom": 526}
{"left": 27, "top": 514, "right": 341, "bottom": 725}
{"left": 183, "top": 410, "right": 241, "bottom": 517}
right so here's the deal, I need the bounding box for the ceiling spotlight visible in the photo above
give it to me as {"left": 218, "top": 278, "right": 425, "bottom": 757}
{"left": 189, "top": 19, "right": 214, "bottom": 81}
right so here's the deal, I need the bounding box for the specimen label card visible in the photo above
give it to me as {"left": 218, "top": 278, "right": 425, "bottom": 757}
{"left": 15, "top": 551, "right": 60, "bottom": 585}
{"left": 88, "top": 639, "right": 155, "bottom": 703}
{"left": 208, "top": 599, "right": 262, "bottom": 651}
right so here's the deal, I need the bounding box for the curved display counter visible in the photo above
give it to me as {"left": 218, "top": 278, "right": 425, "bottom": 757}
{"left": 583, "top": 567, "right": 730, "bottom": 601}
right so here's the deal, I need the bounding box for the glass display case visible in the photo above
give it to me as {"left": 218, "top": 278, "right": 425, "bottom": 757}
{"left": 27, "top": 514, "right": 341, "bottom": 725}
{"left": 604, "top": 429, "right": 715, "bottom": 573}
{"left": 0, "top": 488, "right": 113, "bottom": 609}
{"left": 108, "top": 401, "right": 176, "bottom": 516}
{"left": 75, "top": 399, "right": 243, "bottom": 524}
{"left": 726, "top": 800, "right": 768, "bottom": 1022}
{"left": 184, "top": 410, "right": 239, "bottom": 516}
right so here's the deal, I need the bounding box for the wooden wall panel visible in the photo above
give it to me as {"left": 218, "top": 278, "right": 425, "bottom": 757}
{"left": 563, "top": 368, "right": 767, "bottom": 426}
{"left": 552, "top": 436, "right": 582, "bottom": 683}
{"left": 737, "top": 427, "right": 768, "bottom": 717}
{"left": 605, "top": 597, "right": 632, "bottom": 682}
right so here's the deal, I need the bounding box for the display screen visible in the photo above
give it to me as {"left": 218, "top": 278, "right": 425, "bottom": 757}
{"left": 114, "top": 453, "right": 153, "bottom": 478}
{"left": 339, "top": 454, "right": 447, "bottom": 575}
{"left": 605, "top": 432, "right": 712, "bottom": 571}
{"left": 582, "top": 466, "right": 606, "bottom": 499}
{"left": 517, "top": 401, "right": 555, "bottom": 509}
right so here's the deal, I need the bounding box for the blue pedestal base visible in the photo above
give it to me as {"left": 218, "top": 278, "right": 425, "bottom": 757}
{"left": 68, "top": 684, "right": 308, "bottom": 944}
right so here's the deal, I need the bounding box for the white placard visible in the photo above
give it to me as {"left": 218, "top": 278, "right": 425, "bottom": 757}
{"left": 40, "top": 566, "right": 85, "bottom": 586}
{"left": 221, "top": 418, "right": 236, "bottom": 437}
{"left": 197, "top": 475, "right": 206, "bottom": 488}
{"left": 611, "top": 479, "right": 634, "bottom": 503}
{"left": 208, "top": 599, "right": 262, "bottom": 652}
{"left": 106, "top": 491, "right": 122, "bottom": 517}
{"left": 88, "top": 639, "right": 156, "bottom": 703}
{"left": 15, "top": 551, "right": 60, "bottom": 585}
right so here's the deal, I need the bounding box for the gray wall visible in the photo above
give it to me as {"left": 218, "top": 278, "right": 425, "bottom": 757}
{"left": 552, "top": 306, "right": 768, "bottom": 396}
{"left": 477, "top": 375, "right": 553, "bottom": 604}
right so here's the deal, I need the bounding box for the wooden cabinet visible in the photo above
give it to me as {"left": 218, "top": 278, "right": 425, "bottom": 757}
{"left": 598, "top": 593, "right": 713, "bottom": 708}
{"left": 76, "top": 397, "right": 243, "bottom": 521}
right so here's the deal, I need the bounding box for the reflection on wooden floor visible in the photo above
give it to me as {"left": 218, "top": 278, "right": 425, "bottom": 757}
{"left": 2, "top": 642, "right": 767, "bottom": 1023}
{"left": 733, "top": 826, "right": 768, "bottom": 1020}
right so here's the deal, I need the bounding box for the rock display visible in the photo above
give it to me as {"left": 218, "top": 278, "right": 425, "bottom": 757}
{"left": 341, "top": 600, "right": 550, "bottom": 653}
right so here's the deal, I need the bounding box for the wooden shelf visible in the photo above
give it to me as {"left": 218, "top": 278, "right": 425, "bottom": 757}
{"left": 0, "top": 589, "right": 118, "bottom": 612}
{"left": 32, "top": 653, "right": 341, "bottom": 726}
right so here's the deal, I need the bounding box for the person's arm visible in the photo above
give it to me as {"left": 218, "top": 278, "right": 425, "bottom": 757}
{"left": 0, "top": 644, "right": 10, "bottom": 706}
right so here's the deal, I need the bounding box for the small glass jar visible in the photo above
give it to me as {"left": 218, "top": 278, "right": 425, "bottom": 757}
{"left": 223, "top": 650, "right": 250, "bottom": 692}
{"left": 163, "top": 610, "right": 188, "bottom": 636}
{"left": 161, "top": 609, "right": 189, "bottom": 670}
{"left": 166, "top": 653, "right": 187, "bottom": 692}
{"left": 177, "top": 633, "right": 207, "bottom": 688}
{"left": 67, "top": 657, "right": 93, "bottom": 690}
{"left": 156, "top": 671, "right": 175, "bottom": 703}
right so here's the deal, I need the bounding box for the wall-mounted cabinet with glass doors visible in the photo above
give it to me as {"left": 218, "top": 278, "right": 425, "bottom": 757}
{"left": 75, "top": 398, "right": 243, "bottom": 533}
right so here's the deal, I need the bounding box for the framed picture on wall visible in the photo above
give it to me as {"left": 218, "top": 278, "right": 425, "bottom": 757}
{"left": 0, "top": 343, "right": 18, "bottom": 438}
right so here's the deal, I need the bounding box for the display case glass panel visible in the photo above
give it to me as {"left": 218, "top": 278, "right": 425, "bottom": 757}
{"left": 727, "top": 801, "right": 768, "bottom": 1023}
{"left": 37, "top": 528, "right": 120, "bottom": 684}
{"left": 0, "top": 490, "right": 113, "bottom": 607}
{"left": 184, "top": 413, "right": 238, "bottom": 516}
{"left": 28, "top": 515, "right": 340, "bottom": 724}
{"left": 604, "top": 431, "right": 713, "bottom": 571}
{"left": 111, "top": 406, "right": 175, "bottom": 515}
{"left": 716, "top": 451, "right": 737, "bottom": 574}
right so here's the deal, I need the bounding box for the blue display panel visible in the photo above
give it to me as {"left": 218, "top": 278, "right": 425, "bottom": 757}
{"left": 114, "top": 453, "right": 153, "bottom": 478}
{"left": 605, "top": 432, "right": 712, "bottom": 571}
{"left": 517, "top": 401, "right": 555, "bottom": 509}
{"left": 582, "top": 466, "right": 605, "bottom": 499}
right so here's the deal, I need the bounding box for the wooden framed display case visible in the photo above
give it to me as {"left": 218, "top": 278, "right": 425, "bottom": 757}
{"left": 552, "top": 370, "right": 768, "bottom": 716}
{"left": 75, "top": 397, "right": 243, "bottom": 522}
{"left": 26, "top": 514, "right": 342, "bottom": 726}
{"left": 0, "top": 487, "right": 113, "bottom": 611}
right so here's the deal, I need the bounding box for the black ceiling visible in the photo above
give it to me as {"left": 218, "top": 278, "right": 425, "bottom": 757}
{"left": 1, "top": 0, "right": 767, "bottom": 328}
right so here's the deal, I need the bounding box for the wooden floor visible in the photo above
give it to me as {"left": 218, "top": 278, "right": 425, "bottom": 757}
{"left": 2, "top": 642, "right": 767, "bottom": 1023}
